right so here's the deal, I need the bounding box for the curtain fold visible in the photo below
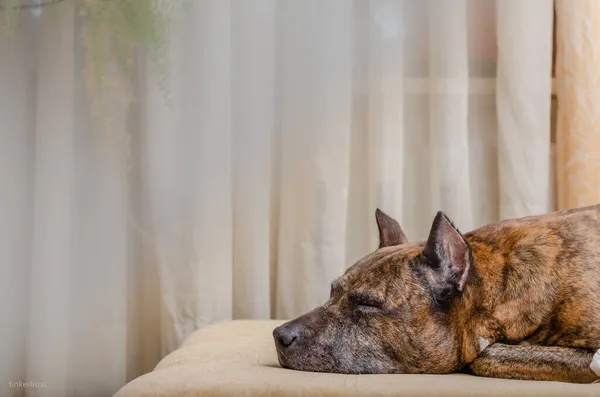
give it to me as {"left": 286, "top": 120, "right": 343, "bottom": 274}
{"left": 232, "top": 0, "right": 276, "bottom": 320}
{"left": 0, "top": 10, "right": 35, "bottom": 395}
{"left": 0, "top": 1, "right": 556, "bottom": 395}
{"left": 364, "top": 0, "right": 405, "bottom": 250}
{"left": 428, "top": 0, "right": 473, "bottom": 230}
{"left": 275, "top": 0, "right": 354, "bottom": 317}
{"left": 26, "top": 5, "right": 76, "bottom": 395}
{"left": 496, "top": 0, "right": 553, "bottom": 219}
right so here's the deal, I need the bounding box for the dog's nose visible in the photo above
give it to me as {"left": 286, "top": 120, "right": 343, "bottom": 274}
{"left": 273, "top": 324, "right": 299, "bottom": 349}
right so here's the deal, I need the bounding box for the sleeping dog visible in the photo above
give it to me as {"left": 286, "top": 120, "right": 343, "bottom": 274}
{"left": 274, "top": 205, "right": 600, "bottom": 383}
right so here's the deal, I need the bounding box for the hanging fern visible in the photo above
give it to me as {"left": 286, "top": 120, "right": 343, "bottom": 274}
{"left": 80, "top": 0, "right": 174, "bottom": 155}
{"left": 1, "top": 0, "right": 177, "bottom": 245}
{"left": 0, "top": 0, "right": 175, "bottom": 139}
{"left": 1, "top": 0, "right": 21, "bottom": 34}
{"left": 80, "top": 0, "right": 174, "bottom": 107}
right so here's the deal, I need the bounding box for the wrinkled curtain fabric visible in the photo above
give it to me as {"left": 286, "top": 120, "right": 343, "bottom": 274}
{"left": 0, "top": 1, "right": 554, "bottom": 396}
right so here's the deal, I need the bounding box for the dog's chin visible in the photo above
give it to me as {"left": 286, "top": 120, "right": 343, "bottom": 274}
{"left": 276, "top": 350, "right": 386, "bottom": 374}
{"left": 277, "top": 352, "right": 403, "bottom": 375}
{"left": 275, "top": 349, "right": 338, "bottom": 373}
{"left": 275, "top": 350, "right": 290, "bottom": 369}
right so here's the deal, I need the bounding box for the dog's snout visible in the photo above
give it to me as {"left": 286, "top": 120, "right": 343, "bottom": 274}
{"left": 273, "top": 325, "right": 299, "bottom": 349}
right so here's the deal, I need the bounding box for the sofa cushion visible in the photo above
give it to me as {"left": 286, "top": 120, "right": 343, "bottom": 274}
{"left": 114, "top": 320, "right": 599, "bottom": 397}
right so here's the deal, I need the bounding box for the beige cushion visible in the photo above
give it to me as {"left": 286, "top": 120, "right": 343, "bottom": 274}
{"left": 114, "top": 320, "right": 599, "bottom": 397}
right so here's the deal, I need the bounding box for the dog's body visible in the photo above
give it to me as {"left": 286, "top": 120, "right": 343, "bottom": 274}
{"left": 274, "top": 205, "right": 600, "bottom": 383}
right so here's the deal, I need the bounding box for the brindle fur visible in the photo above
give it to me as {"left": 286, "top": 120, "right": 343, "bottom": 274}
{"left": 273, "top": 205, "right": 600, "bottom": 383}
{"left": 468, "top": 344, "right": 597, "bottom": 384}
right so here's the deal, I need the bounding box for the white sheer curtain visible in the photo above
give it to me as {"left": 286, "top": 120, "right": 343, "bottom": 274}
{"left": 0, "top": 1, "right": 553, "bottom": 396}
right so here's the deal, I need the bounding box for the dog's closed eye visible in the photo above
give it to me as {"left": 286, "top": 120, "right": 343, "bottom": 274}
{"left": 348, "top": 292, "right": 384, "bottom": 311}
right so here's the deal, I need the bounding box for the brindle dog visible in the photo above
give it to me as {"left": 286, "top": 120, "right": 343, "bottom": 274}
{"left": 273, "top": 205, "right": 600, "bottom": 383}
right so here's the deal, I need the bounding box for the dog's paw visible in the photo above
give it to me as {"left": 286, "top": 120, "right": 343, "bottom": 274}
{"left": 591, "top": 349, "right": 600, "bottom": 377}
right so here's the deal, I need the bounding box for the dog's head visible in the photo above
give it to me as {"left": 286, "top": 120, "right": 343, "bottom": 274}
{"left": 273, "top": 209, "right": 473, "bottom": 374}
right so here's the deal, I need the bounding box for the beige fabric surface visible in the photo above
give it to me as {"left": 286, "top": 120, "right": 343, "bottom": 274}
{"left": 114, "top": 320, "right": 600, "bottom": 397}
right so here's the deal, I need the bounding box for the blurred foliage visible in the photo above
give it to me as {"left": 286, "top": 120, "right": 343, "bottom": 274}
{"left": 0, "top": 0, "right": 176, "bottom": 143}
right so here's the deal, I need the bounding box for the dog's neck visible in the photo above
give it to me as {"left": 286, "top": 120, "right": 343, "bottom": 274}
{"left": 449, "top": 252, "right": 530, "bottom": 365}
{"left": 450, "top": 284, "right": 503, "bottom": 365}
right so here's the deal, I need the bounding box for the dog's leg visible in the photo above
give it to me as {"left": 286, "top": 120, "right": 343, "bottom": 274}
{"left": 468, "top": 343, "right": 599, "bottom": 384}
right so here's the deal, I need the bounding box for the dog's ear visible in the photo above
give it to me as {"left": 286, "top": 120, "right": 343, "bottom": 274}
{"left": 422, "top": 211, "right": 472, "bottom": 297}
{"left": 375, "top": 209, "right": 408, "bottom": 248}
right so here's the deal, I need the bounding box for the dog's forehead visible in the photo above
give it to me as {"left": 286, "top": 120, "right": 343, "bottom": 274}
{"left": 334, "top": 243, "right": 423, "bottom": 289}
